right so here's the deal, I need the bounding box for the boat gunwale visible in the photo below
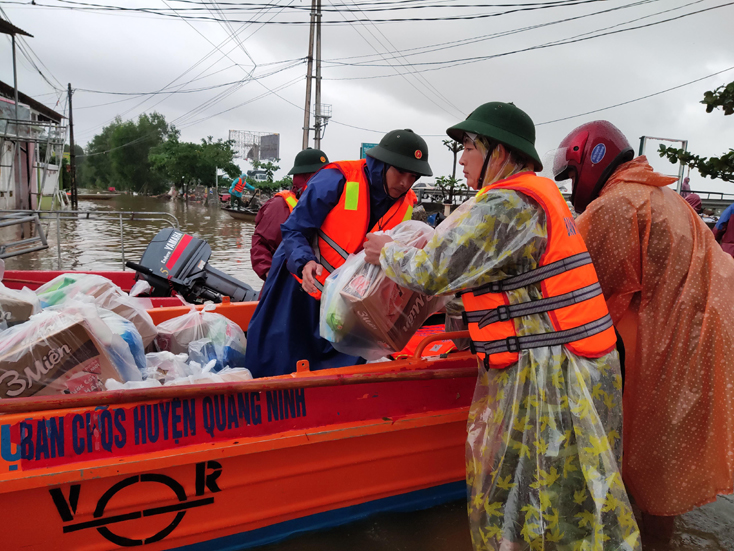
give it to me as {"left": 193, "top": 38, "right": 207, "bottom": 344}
{"left": 0, "top": 354, "right": 477, "bottom": 414}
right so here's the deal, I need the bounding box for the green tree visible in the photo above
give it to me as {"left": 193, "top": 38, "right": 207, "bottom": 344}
{"left": 80, "top": 119, "right": 116, "bottom": 189}
{"left": 250, "top": 158, "right": 280, "bottom": 184}
{"left": 441, "top": 139, "right": 465, "bottom": 203}
{"left": 659, "top": 81, "right": 734, "bottom": 182}
{"left": 149, "top": 135, "right": 240, "bottom": 192}
{"left": 108, "top": 112, "right": 171, "bottom": 194}
{"left": 443, "top": 138, "right": 464, "bottom": 179}
{"left": 434, "top": 175, "right": 467, "bottom": 204}
{"left": 78, "top": 113, "right": 172, "bottom": 193}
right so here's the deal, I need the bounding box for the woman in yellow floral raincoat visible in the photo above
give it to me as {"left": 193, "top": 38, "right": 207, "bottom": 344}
{"left": 364, "top": 103, "right": 640, "bottom": 551}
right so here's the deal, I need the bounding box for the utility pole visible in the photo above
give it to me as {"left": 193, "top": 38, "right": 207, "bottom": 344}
{"left": 68, "top": 83, "right": 78, "bottom": 210}
{"left": 314, "top": 0, "right": 322, "bottom": 149}
{"left": 301, "top": 0, "right": 317, "bottom": 150}
{"left": 11, "top": 34, "right": 24, "bottom": 211}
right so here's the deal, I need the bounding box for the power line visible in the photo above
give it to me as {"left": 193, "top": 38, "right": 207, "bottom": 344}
{"left": 323, "top": 0, "right": 661, "bottom": 64}
{"left": 537, "top": 65, "right": 734, "bottom": 126}
{"left": 320, "top": 1, "right": 734, "bottom": 74}
{"left": 4, "top": 0, "right": 622, "bottom": 25}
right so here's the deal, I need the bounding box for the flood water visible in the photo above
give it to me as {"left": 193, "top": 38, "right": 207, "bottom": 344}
{"left": 2, "top": 195, "right": 734, "bottom": 550}
{"left": 2, "top": 194, "right": 263, "bottom": 290}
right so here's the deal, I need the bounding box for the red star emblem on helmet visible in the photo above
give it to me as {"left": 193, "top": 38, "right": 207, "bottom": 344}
{"left": 415, "top": 150, "right": 423, "bottom": 159}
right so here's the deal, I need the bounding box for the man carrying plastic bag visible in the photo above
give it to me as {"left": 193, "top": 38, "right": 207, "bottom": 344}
{"left": 364, "top": 103, "right": 640, "bottom": 550}
{"left": 320, "top": 221, "right": 448, "bottom": 360}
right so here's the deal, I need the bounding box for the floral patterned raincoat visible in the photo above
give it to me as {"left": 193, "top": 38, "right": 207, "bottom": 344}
{"left": 379, "top": 178, "right": 640, "bottom": 550}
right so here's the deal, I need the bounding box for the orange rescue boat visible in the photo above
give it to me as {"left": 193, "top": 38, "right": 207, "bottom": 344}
{"left": 0, "top": 284, "right": 476, "bottom": 550}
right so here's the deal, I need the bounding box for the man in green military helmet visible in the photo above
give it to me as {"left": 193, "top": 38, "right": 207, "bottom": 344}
{"left": 244, "top": 129, "right": 431, "bottom": 377}
{"left": 364, "top": 103, "right": 640, "bottom": 551}
{"left": 250, "top": 147, "right": 329, "bottom": 281}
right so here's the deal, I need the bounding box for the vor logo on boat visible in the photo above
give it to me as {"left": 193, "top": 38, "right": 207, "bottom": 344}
{"left": 49, "top": 461, "right": 221, "bottom": 546}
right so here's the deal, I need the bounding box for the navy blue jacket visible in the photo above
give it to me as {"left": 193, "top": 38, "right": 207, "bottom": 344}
{"left": 244, "top": 157, "right": 399, "bottom": 377}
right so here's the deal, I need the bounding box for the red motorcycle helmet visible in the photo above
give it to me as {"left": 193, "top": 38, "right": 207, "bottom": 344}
{"left": 553, "top": 121, "right": 634, "bottom": 213}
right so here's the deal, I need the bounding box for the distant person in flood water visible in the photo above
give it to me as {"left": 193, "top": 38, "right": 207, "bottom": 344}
{"left": 244, "top": 129, "right": 429, "bottom": 378}
{"left": 713, "top": 202, "right": 734, "bottom": 257}
{"left": 553, "top": 120, "right": 734, "bottom": 545}
{"left": 229, "top": 173, "right": 255, "bottom": 209}
{"left": 250, "top": 148, "right": 329, "bottom": 281}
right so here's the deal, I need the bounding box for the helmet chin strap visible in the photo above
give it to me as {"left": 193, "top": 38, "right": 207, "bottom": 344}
{"left": 478, "top": 149, "right": 493, "bottom": 188}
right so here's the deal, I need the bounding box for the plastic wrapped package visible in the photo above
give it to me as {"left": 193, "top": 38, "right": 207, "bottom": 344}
{"left": 164, "top": 363, "right": 253, "bottom": 386}
{"left": 42, "top": 303, "right": 143, "bottom": 382}
{"left": 154, "top": 303, "right": 247, "bottom": 371}
{"left": 36, "top": 273, "right": 157, "bottom": 347}
{"left": 106, "top": 359, "right": 252, "bottom": 390}
{"left": 0, "top": 308, "right": 141, "bottom": 398}
{"left": 0, "top": 282, "right": 41, "bottom": 328}
{"left": 320, "top": 221, "right": 449, "bottom": 360}
{"left": 96, "top": 308, "right": 146, "bottom": 371}
{"left": 141, "top": 351, "right": 192, "bottom": 383}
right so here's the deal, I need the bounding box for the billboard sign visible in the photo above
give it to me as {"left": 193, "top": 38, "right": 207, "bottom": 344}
{"left": 260, "top": 134, "right": 280, "bottom": 161}
{"left": 360, "top": 143, "right": 378, "bottom": 159}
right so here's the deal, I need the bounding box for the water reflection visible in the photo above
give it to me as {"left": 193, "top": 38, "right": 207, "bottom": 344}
{"left": 2, "top": 195, "right": 262, "bottom": 289}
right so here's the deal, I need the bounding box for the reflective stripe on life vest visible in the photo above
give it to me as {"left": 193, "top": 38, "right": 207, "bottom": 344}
{"left": 275, "top": 190, "right": 298, "bottom": 212}
{"left": 461, "top": 172, "right": 616, "bottom": 369}
{"left": 294, "top": 159, "right": 417, "bottom": 300}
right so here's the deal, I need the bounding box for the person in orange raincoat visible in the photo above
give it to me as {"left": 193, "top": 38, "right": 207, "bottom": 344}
{"left": 553, "top": 120, "right": 734, "bottom": 542}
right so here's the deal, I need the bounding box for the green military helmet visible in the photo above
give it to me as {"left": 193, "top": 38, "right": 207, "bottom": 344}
{"left": 446, "top": 102, "right": 543, "bottom": 171}
{"left": 288, "top": 147, "right": 329, "bottom": 175}
{"left": 366, "top": 129, "right": 433, "bottom": 177}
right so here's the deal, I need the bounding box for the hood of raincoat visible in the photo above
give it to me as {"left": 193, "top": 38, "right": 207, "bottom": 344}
{"left": 364, "top": 156, "right": 402, "bottom": 224}
{"left": 601, "top": 156, "right": 677, "bottom": 195}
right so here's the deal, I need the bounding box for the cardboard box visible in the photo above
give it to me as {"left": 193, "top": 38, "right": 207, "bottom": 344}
{"left": 341, "top": 264, "right": 443, "bottom": 352}
{"left": 0, "top": 319, "right": 124, "bottom": 399}
{"left": 0, "top": 293, "right": 36, "bottom": 327}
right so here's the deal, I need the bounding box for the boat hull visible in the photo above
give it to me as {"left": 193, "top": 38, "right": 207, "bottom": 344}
{"left": 0, "top": 351, "right": 476, "bottom": 550}
{"left": 0, "top": 270, "right": 477, "bottom": 549}
{"left": 222, "top": 207, "right": 258, "bottom": 223}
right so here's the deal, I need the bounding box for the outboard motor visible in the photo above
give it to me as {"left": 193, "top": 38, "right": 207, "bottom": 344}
{"left": 126, "top": 228, "right": 260, "bottom": 303}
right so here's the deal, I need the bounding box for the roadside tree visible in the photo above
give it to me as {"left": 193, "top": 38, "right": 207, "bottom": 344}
{"left": 659, "top": 81, "right": 734, "bottom": 182}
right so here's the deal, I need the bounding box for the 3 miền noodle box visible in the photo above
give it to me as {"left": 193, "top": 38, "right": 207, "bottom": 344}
{"left": 0, "top": 317, "right": 124, "bottom": 399}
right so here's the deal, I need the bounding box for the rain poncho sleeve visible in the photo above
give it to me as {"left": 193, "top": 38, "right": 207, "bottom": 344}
{"left": 380, "top": 186, "right": 640, "bottom": 551}
{"left": 379, "top": 189, "right": 547, "bottom": 295}
{"left": 577, "top": 156, "right": 734, "bottom": 516}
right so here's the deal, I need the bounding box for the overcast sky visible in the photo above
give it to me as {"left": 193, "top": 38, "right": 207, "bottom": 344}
{"left": 2, "top": 0, "right": 733, "bottom": 191}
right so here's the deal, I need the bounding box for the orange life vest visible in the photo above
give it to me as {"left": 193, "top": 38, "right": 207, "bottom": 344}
{"left": 275, "top": 189, "right": 298, "bottom": 212}
{"left": 233, "top": 177, "right": 247, "bottom": 194}
{"left": 295, "top": 159, "right": 416, "bottom": 300}
{"left": 459, "top": 172, "right": 616, "bottom": 369}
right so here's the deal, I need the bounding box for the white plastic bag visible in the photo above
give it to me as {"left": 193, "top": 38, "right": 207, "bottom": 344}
{"left": 36, "top": 273, "right": 157, "bottom": 347}
{"left": 320, "top": 221, "right": 449, "bottom": 360}
{"left": 0, "top": 306, "right": 141, "bottom": 398}
{"left": 142, "top": 351, "right": 192, "bottom": 383}
{"left": 0, "top": 282, "right": 41, "bottom": 329}
{"left": 154, "top": 303, "right": 247, "bottom": 370}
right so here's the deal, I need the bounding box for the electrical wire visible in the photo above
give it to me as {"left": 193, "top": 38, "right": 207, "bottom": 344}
{"left": 3, "top": 0, "right": 624, "bottom": 25}
{"left": 537, "top": 64, "right": 734, "bottom": 125}
{"left": 320, "top": 0, "right": 734, "bottom": 77}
